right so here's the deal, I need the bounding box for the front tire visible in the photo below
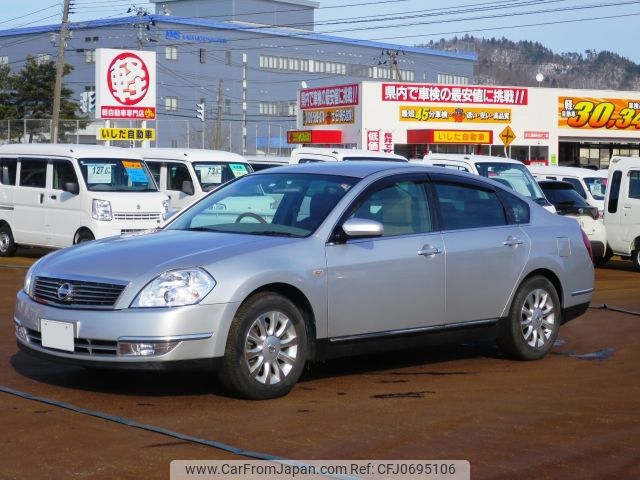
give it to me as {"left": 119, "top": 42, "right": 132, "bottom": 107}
{"left": 218, "top": 292, "right": 307, "bottom": 399}
{"left": 0, "top": 224, "right": 17, "bottom": 257}
{"left": 498, "top": 276, "right": 561, "bottom": 361}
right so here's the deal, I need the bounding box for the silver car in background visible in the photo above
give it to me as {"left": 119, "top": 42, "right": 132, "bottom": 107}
{"left": 14, "top": 162, "right": 594, "bottom": 399}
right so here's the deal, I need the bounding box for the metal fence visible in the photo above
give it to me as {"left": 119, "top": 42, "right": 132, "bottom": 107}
{"left": 0, "top": 119, "right": 297, "bottom": 157}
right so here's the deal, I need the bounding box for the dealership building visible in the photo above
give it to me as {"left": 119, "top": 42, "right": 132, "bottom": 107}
{"left": 291, "top": 81, "right": 640, "bottom": 168}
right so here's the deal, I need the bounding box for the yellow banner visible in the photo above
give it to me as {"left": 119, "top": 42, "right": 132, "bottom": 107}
{"left": 303, "top": 107, "right": 355, "bottom": 126}
{"left": 400, "top": 105, "right": 511, "bottom": 123}
{"left": 558, "top": 97, "right": 640, "bottom": 130}
{"left": 98, "top": 128, "right": 156, "bottom": 141}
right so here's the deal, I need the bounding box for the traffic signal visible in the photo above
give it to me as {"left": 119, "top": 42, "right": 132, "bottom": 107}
{"left": 79, "top": 92, "right": 88, "bottom": 113}
{"left": 87, "top": 92, "right": 96, "bottom": 112}
{"left": 196, "top": 103, "right": 205, "bottom": 121}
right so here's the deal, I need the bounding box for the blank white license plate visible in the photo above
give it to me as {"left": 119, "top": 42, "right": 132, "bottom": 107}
{"left": 41, "top": 320, "right": 75, "bottom": 352}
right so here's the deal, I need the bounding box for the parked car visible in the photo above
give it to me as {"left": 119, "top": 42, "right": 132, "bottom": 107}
{"left": 290, "top": 147, "right": 408, "bottom": 163}
{"left": 604, "top": 156, "right": 640, "bottom": 270}
{"left": 418, "top": 153, "right": 556, "bottom": 213}
{"left": 528, "top": 165, "right": 608, "bottom": 214}
{"left": 244, "top": 155, "right": 290, "bottom": 171}
{"left": 537, "top": 180, "right": 607, "bottom": 264}
{"left": 15, "top": 162, "right": 594, "bottom": 399}
{"left": 0, "top": 144, "right": 169, "bottom": 256}
{"left": 133, "top": 148, "right": 252, "bottom": 211}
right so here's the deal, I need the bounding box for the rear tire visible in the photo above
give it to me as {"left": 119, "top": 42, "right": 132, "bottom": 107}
{"left": 218, "top": 292, "right": 308, "bottom": 400}
{"left": 0, "top": 224, "right": 17, "bottom": 257}
{"left": 594, "top": 247, "right": 613, "bottom": 267}
{"left": 498, "top": 276, "right": 561, "bottom": 361}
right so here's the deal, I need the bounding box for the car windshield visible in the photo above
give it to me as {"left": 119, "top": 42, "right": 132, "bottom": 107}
{"left": 584, "top": 177, "right": 608, "bottom": 200}
{"left": 166, "top": 172, "right": 357, "bottom": 236}
{"left": 541, "top": 185, "right": 590, "bottom": 207}
{"left": 193, "top": 162, "right": 252, "bottom": 192}
{"left": 475, "top": 162, "right": 548, "bottom": 203}
{"left": 79, "top": 158, "right": 158, "bottom": 192}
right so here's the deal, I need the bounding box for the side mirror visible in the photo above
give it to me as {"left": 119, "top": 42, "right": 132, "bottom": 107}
{"left": 63, "top": 182, "right": 79, "bottom": 195}
{"left": 181, "top": 180, "right": 194, "bottom": 196}
{"left": 341, "top": 218, "right": 384, "bottom": 238}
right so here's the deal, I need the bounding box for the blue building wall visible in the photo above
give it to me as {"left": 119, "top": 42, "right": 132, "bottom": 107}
{"left": 0, "top": 5, "right": 476, "bottom": 153}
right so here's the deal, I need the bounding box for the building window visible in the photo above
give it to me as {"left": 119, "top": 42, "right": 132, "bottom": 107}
{"left": 165, "top": 46, "right": 178, "bottom": 61}
{"left": 85, "top": 36, "right": 99, "bottom": 43}
{"left": 224, "top": 99, "right": 231, "bottom": 114}
{"left": 34, "top": 54, "right": 51, "bottom": 65}
{"left": 259, "top": 101, "right": 296, "bottom": 117}
{"left": 165, "top": 96, "right": 177, "bottom": 111}
{"left": 0, "top": 56, "right": 7, "bottom": 66}
{"left": 84, "top": 49, "right": 96, "bottom": 63}
{"left": 199, "top": 48, "right": 206, "bottom": 64}
{"left": 225, "top": 50, "right": 232, "bottom": 65}
{"left": 437, "top": 73, "right": 469, "bottom": 85}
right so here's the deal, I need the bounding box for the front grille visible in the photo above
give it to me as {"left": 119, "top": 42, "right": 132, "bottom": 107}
{"left": 113, "top": 212, "right": 161, "bottom": 221}
{"left": 33, "top": 276, "right": 127, "bottom": 309}
{"left": 25, "top": 327, "right": 117, "bottom": 356}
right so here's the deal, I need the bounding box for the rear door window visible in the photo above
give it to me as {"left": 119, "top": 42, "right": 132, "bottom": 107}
{"left": 0, "top": 158, "right": 17, "bottom": 185}
{"left": 19, "top": 159, "right": 47, "bottom": 188}
{"left": 433, "top": 181, "right": 507, "bottom": 230}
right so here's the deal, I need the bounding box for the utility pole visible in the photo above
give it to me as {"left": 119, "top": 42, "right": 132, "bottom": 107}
{"left": 215, "top": 79, "right": 223, "bottom": 150}
{"left": 242, "top": 53, "right": 247, "bottom": 155}
{"left": 50, "top": 0, "right": 72, "bottom": 144}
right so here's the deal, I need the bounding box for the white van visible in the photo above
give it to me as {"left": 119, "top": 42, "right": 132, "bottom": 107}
{"left": 290, "top": 147, "right": 408, "bottom": 164}
{"left": 133, "top": 148, "right": 253, "bottom": 211}
{"left": 419, "top": 153, "right": 556, "bottom": 213}
{"left": 603, "top": 156, "right": 640, "bottom": 270}
{"left": 527, "top": 165, "right": 608, "bottom": 213}
{"left": 0, "top": 144, "right": 169, "bottom": 256}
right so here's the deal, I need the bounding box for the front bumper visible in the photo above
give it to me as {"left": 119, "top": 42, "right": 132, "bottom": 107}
{"left": 14, "top": 290, "right": 239, "bottom": 367}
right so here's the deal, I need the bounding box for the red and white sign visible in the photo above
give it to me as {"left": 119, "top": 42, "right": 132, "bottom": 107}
{"left": 524, "top": 131, "right": 550, "bottom": 139}
{"left": 299, "top": 83, "right": 359, "bottom": 110}
{"left": 366, "top": 130, "right": 394, "bottom": 152}
{"left": 95, "top": 49, "right": 157, "bottom": 120}
{"left": 382, "top": 83, "right": 528, "bottom": 105}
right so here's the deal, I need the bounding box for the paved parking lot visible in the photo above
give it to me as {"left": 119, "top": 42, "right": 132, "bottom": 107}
{"left": 1, "top": 251, "right": 639, "bottom": 480}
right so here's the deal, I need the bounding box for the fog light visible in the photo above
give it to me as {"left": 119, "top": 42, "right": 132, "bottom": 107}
{"left": 15, "top": 324, "right": 29, "bottom": 342}
{"left": 118, "top": 340, "right": 180, "bottom": 357}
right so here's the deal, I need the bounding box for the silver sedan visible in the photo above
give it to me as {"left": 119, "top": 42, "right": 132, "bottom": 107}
{"left": 14, "top": 162, "right": 594, "bottom": 399}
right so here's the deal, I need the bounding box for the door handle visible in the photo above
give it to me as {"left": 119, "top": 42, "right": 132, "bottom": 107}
{"left": 503, "top": 236, "right": 524, "bottom": 247}
{"left": 418, "top": 245, "right": 442, "bottom": 256}
{"left": 50, "top": 194, "right": 57, "bottom": 200}
{"left": 38, "top": 193, "right": 44, "bottom": 204}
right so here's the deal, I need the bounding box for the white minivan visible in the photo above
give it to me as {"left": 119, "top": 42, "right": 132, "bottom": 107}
{"left": 419, "top": 153, "right": 556, "bottom": 213}
{"left": 0, "top": 144, "right": 169, "bottom": 256}
{"left": 133, "top": 148, "right": 253, "bottom": 211}
{"left": 527, "top": 165, "right": 608, "bottom": 213}
{"left": 604, "top": 156, "right": 640, "bottom": 270}
{"left": 290, "top": 147, "right": 408, "bottom": 164}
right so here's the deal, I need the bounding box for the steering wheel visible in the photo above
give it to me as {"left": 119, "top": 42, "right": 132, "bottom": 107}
{"left": 235, "top": 212, "right": 267, "bottom": 223}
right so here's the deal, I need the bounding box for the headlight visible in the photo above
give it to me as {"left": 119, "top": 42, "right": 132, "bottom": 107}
{"left": 92, "top": 199, "right": 112, "bottom": 221}
{"left": 23, "top": 260, "right": 41, "bottom": 297}
{"left": 131, "top": 268, "right": 215, "bottom": 308}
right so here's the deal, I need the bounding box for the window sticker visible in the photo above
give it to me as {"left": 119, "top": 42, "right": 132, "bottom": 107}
{"left": 122, "top": 160, "right": 148, "bottom": 183}
{"left": 229, "top": 163, "right": 249, "bottom": 177}
{"left": 87, "top": 164, "right": 112, "bottom": 183}
{"left": 196, "top": 165, "right": 222, "bottom": 184}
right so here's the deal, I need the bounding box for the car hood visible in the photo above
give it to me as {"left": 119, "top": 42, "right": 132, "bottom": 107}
{"left": 35, "top": 230, "right": 297, "bottom": 282}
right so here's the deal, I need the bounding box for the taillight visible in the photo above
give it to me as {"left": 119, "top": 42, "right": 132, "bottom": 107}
{"left": 580, "top": 229, "right": 593, "bottom": 260}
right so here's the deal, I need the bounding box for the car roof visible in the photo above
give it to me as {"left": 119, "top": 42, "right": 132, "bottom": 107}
{"left": 528, "top": 164, "right": 608, "bottom": 178}
{"left": 537, "top": 179, "right": 576, "bottom": 190}
{"left": 291, "top": 147, "right": 407, "bottom": 161}
{"left": 423, "top": 153, "right": 522, "bottom": 165}
{"left": 252, "top": 159, "right": 508, "bottom": 184}
{"left": 132, "top": 148, "right": 248, "bottom": 163}
{"left": 0, "top": 143, "right": 145, "bottom": 159}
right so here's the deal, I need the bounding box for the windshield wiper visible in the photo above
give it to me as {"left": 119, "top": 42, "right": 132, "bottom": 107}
{"left": 246, "top": 231, "right": 298, "bottom": 237}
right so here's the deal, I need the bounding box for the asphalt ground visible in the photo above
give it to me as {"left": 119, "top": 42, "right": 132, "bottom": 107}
{"left": 1, "top": 249, "right": 639, "bottom": 480}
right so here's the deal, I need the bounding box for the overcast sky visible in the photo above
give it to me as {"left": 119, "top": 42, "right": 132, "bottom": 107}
{"left": 2, "top": 0, "right": 639, "bottom": 64}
